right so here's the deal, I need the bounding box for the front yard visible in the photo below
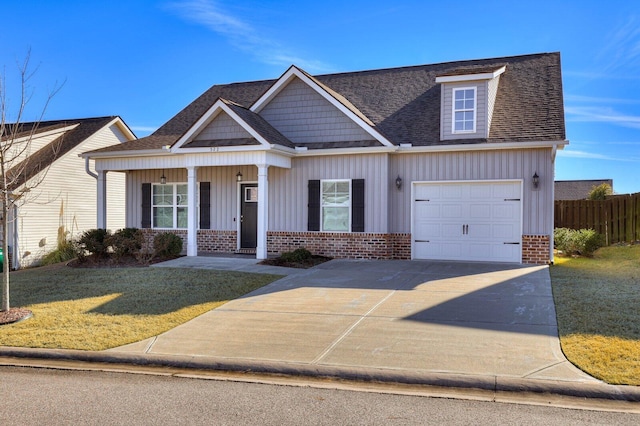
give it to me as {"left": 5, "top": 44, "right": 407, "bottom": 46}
{"left": 550, "top": 245, "right": 640, "bottom": 385}
{"left": 0, "top": 265, "right": 281, "bottom": 351}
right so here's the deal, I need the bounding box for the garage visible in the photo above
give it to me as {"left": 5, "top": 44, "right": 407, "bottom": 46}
{"left": 412, "top": 180, "right": 522, "bottom": 263}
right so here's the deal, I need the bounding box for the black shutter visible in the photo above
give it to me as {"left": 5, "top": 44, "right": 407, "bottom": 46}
{"left": 141, "top": 183, "right": 152, "bottom": 228}
{"left": 351, "top": 179, "right": 365, "bottom": 232}
{"left": 199, "top": 182, "right": 211, "bottom": 229}
{"left": 308, "top": 180, "right": 320, "bottom": 231}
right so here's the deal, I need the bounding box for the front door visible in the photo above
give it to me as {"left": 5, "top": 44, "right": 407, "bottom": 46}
{"left": 240, "top": 183, "right": 258, "bottom": 249}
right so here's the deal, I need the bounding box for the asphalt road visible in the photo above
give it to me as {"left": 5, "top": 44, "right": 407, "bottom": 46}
{"left": 1, "top": 366, "right": 638, "bottom": 425}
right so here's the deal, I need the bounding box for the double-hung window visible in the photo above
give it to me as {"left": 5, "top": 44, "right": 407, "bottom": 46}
{"left": 321, "top": 180, "right": 351, "bottom": 232}
{"left": 452, "top": 87, "right": 476, "bottom": 133}
{"left": 152, "top": 183, "right": 188, "bottom": 228}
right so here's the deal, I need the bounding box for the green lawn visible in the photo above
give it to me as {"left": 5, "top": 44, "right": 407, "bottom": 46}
{"left": 550, "top": 245, "right": 640, "bottom": 385}
{"left": 0, "top": 265, "right": 281, "bottom": 351}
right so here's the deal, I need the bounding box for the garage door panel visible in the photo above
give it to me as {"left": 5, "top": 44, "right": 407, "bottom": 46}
{"left": 413, "top": 181, "right": 522, "bottom": 263}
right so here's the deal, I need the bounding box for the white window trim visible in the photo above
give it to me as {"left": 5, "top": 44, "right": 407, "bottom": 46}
{"left": 451, "top": 86, "right": 477, "bottom": 134}
{"left": 152, "top": 183, "right": 194, "bottom": 230}
{"left": 320, "top": 179, "right": 352, "bottom": 233}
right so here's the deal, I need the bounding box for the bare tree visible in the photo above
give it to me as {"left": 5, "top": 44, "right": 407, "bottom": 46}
{"left": 0, "top": 51, "right": 62, "bottom": 316}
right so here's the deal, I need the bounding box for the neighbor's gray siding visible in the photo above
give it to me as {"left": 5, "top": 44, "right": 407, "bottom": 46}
{"left": 389, "top": 148, "right": 554, "bottom": 235}
{"left": 259, "top": 77, "right": 375, "bottom": 144}
{"left": 194, "top": 111, "right": 252, "bottom": 141}
{"left": 268, "top": 153, "right": 388, "bottom": 232}
{"left": 440, "top": 81, "right": 488, "bottom": 140}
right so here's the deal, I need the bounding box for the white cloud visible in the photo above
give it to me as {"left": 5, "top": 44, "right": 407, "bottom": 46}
{"left": 165, "top": 0, "right": 332, "bottom": 73}
{"left": 556, "top": 149, "right": 638, "bottom": 162}
{"left": 565, "top": 106, "right": 640, "bottom": 129}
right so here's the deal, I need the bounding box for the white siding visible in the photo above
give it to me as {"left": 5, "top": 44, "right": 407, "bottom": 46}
{"left": 259, "top": 77, "right": 375, "bottom": 144}
{"left": 15, "top": 123, "right": 129, "bottom": 267}
{"left": 390, "top": 148, "right": 554, "bottom": 235}
{"left": 440, "top": 81, "right": 488, "bottom": 140}
{"left": 194, "top": 111, "right": 252, "bottom": 141}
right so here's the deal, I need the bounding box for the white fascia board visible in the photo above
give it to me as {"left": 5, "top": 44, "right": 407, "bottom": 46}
{"left": 394, "top": 139, "right": 568, "bottom": 154}
{"left": 80, "top": 149, "right": 170, "bottom": 159}
{"left": 250, "top": 66, "right": 395, "bottom": 148}
{"left": 107, "top": 117, "right": 137, "bottom": 141}
{"left": 8, "top": 123, "right": 80, "bottom": 144}
{"left": 435, "top": 66, "right": 506, "bottom": 83}
{"left": 293, "top": 146, "right": 397, "bottom": 157}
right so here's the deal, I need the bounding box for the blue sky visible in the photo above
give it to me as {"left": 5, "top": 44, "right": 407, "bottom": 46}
{"left": 1, "top": 0, "right": 639, "bottom": 193}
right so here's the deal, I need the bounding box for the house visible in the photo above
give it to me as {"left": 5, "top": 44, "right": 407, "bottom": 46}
{"left": 3, "top": 117, "right": 135, "bottom": 268}
{"left": 554, "top": 179, "right": 613, "bottom": 200}
{"left": 82, "top": 52, "right": 567, "bottom": 264}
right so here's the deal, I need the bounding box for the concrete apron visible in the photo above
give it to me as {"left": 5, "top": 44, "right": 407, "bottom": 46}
{"left": 112, "top": 259, "right": 597, "bottom": 384}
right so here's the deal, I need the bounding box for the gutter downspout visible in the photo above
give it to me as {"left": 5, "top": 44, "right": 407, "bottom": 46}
{"left": 550, "top": 144, "right": 558, "bottom": 264}
{"left": 85, "top": 157, "right": 98, "bottom": 179}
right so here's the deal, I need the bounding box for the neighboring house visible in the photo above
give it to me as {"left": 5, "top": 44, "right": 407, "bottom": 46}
{"left": 83, "top": 52, "right": 567, "bottom": 264}
{"left": 4, "top": 117, "right": 135, "bottom": 268}
{"left": 554, "top": 179, "right": 613, "bottom": 200}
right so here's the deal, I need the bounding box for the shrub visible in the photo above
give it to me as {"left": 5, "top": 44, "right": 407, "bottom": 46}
{"left": 78, "top": 228, "right": 112, "bottom": 258}
{"left": 154, "top": 232, "right": 183, "bottom": 258}
{"left": 109, "top": 228, "right": 144, "bottom": 260}
{"left": 280, "top": 247, "right": 312, "bottom": 262}
{"left": 41, "top": 239, "right": 78, "bottom": 265}
{"left": 554, "top": 228, "right": 604, "bottom": 257}
{"left": 587, "top": 183, "right": 613, "bottom": 200}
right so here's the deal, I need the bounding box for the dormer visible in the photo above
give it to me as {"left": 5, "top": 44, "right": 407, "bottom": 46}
{"left": 435, "top": 65, "right": 506, "bottom": 141}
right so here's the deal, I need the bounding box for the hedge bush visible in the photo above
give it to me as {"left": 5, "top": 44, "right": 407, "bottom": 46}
{"left": 77, "top": 228, "right": 112, "bottom": 258}
{"left": 280, "top": 247, "right": 312, "bottom": 262}
{"left": 109, "top": 228, "right": 144, "bottom": 260}
{"left": 153, "top": 232, "right": 183, "bottom": 258}
{"left": 554, "top": 228, "right": 604, "bottom": 257}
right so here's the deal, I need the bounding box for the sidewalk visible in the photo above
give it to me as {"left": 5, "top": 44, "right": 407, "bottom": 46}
{"left": 2, "top": 257, "right": 639, "bottom": 403}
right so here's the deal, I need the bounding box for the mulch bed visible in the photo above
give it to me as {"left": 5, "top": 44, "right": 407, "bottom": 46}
{"left": 0, "top": 308, "right": 33, "bottom": 325}
{"left": 259, "top": 255, "right": 332, "bottom": 269}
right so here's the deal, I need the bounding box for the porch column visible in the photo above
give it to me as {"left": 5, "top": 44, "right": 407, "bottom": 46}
{"left": 187, "top": 166, "right": 198, "bottom": 256}
{"left": 256, "top": 164, "right": 269, "bottom": 260}
{"left": 97, "top": 170, "right": 107, "bottom": 229}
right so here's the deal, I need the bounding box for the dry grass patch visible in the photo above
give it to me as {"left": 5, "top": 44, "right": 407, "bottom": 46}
{"left": 0, "top": 265, "right": 281, "bottom": 351}
{"left": 550, "top": 245, "right": 640, "bottom": 385}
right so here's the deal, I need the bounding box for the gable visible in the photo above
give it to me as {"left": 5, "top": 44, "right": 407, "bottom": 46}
{"left": 258, "top": 77, "right": 376, "bottom": 145}
{"left": 193, "top": 110, "right": 253, "bottom": 142}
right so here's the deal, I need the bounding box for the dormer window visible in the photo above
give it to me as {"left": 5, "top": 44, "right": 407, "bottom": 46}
{"left": 452, "top": 87, "right": 476, "bottom": 133}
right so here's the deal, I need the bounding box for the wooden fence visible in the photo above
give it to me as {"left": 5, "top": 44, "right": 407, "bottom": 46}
{"left": 554, "top": 193, "right": 640, "bottom": 245}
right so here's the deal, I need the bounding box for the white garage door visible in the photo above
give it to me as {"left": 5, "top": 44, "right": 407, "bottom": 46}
{"left": 412, "top": 181, "right": 522, "bottom": 263}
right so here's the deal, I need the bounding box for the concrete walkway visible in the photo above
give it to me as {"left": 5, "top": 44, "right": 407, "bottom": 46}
{"left": 112, "top": 257, "right": 603, "bottom": 389}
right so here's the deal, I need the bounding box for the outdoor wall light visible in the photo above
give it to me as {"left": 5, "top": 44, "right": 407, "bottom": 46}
{"left": 236, "top": 171, "right": 243, "bottom": 182}
{"left": 395, "top": 175, "right": 403, "bottom": 190}
{"left": 532, "top": 172, "right": 539, "bottom": 189}
{"left": 160, "top": 170, "right": 167, "bottom": 185}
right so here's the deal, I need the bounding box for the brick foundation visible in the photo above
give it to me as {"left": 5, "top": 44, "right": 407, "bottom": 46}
{"left": 197, "top": 230, "right": 237, "bottom": 252}
{"left": 267, "top": 231, "right": 411, "bottom": 260}
{"left": 522, "top": 235, "right": 551, "bottom": 264}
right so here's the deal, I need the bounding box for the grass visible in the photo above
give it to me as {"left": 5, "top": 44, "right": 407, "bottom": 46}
{"left": 0, "top": 265, "right": 282, "bottom": 351}
{"left": 550, "top": 245, "right": 640, "bottom": 385}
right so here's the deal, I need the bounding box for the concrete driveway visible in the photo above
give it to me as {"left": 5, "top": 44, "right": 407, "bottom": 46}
{"left": 112, "top": 258, "right": 596, "bottom": 384}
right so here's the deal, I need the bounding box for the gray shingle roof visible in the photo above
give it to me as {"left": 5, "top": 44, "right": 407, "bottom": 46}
{"left": 3, "top": 117, "right": 125, "bottom": 190}
{"left": 555, "top": 179, "right": 614, "bottom": 200}
{"left": 89, "top": 52, "right": 565, "bottom": 155}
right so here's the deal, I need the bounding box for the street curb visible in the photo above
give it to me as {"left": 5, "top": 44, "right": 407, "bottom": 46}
{"left": 2, "top": 347, "right": 639, "bottom": 402}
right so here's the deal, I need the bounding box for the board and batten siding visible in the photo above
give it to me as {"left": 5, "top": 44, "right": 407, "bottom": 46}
{"left": 389, "top": 148, "right": 554, "bottom": 235}
{"left": 16, "top": 123, "right": 128, "bottom": 267}
{"left": 127, "top": 154, "right": 389, "bottom": 233}
{"left": 194, "top": 111, "right": 252, "bottom": 141}
{"left": 259, "top": 77, "right": 375, "bottom": 144}
{"left": 269, "top": 154, "right": 388, "bottom": 232}
{"left": 440, "top": 81, "right": 488, "bottom": 140}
